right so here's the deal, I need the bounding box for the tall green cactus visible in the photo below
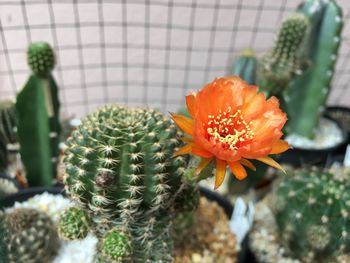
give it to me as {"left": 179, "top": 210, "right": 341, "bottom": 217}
{"left": 0, "top": 100, "right": 17, "bottom": 172}
{"left": 16, "top": 42, "right": 61, "bottom": 186}
{"left": 273, "top": 167, "right": 350, "bottom": 262}
{"left": 59, "top": 105, "right": 199, "bottom": 263}
{"left": 258, "top": 14, "right": 309, "bottom": 97}
{"left": 285, "top": 0, "right": 343, "bottom": 138}
{"left": 232, "top": 49, "right": 258, "bottom": 85}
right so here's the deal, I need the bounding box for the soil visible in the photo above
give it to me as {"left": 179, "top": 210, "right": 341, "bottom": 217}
{"left": 174, "top": 197, "right": 238, "bottom": 263}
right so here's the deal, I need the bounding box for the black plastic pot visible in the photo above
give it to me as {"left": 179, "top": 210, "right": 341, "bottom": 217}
{"left": 278, "top": 116, "right": 348, "bottom": 167}
{"left": 325, "top": 106, "right": 350, "bottom": 155}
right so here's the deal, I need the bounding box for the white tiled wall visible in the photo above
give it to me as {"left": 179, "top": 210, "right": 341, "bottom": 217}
{"left": 0, "top": 0, "right": 350, "bottom": 117}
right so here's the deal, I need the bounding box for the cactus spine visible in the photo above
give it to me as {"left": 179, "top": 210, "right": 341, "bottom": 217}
{"left": 258, "top": 14, "right": 308, "bottom": 97}
{"left": 232, "top": 49, "right": 258, "bottom": 85}
{"left": 16, "top": 42, "right": 61, "bottom": 186}
{"left": 2, "top": 208, "right": 59, "bottom": 263}
{"left": 59, "top": 105, "right": 199, "bottom": 262}
{"left": 286, "top": 0, "right": 343, "bottom": 138}
{"left": 274, "top": 167, "right": 350, "bottom": 262}
{"left": 0, "top": 101, "right": 17, "bottom": 172}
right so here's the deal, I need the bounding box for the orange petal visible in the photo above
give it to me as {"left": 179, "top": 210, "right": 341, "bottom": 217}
{"left": 270, "top": 140, "right": 290, "bottom": 154}
{"left": 195, "top": 157, "right": 214, "bottom": 175}
{"left": 239, "top": 158, "right": 256, "bottom": 171}
{"left": 192, "top": 145, "right": 213, "bottom": 158}
{"left": 174, "top": 143, "right": 193, "bottom": 156}
{"left": 186, "top": 93, "right": 196, "bottom": 117}
{"left": 170, "top": 113, "right": 194, "bottom": 136}
{"left": 214, "top": 159, "right": 227, "bottom": 189}
{"left": 181, "top": 137, "right": 194, "bottom": 143}
{"left": 228, "top": 161, "right": 247, "bottom": 180}
{"left": 256, "top": 156, "right": 285, "bottom": 173}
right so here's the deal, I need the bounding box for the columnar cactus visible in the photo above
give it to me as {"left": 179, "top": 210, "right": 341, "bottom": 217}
{"left": 0, "top": 100, "right": 17, "bottom": 172}
{"left": 286, "top": 0, "right": 343, "bottom": 138}
{"left": 59, "top": 105, "right": 199, "bottom": 263}
{"left": 258, "top": 14, "right": 308, "bottom": 97}
{"left": 16, "top": 42, "right": 61, "bottom": 186}
{"left": 2, "top": 208, "right": 59, "bottom": 263}
{"left": 273, "top": 167, "right": 350, "bottom": 262}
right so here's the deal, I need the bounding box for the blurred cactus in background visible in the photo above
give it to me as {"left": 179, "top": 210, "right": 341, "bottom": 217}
{"left": 258, "top": 14, "right": 309, "bottom": 98}
{"left": 16, "top": 42, "right": 61, "bottom": 186}
{"left": 0, "top": 100, "right": 17, "bottom": 172}
{"left": 286, "top": 0, "right": 343, "bottom": 138}
{"left": 59, "top": 105, "right": 199, "bottom": 263}
{"left": 232, "top": 48, "right": 258, "bottom": 85}
{"left": 2, "top": 208, "right": 59, "bottom": 263}
{"left": 273, "top": 167, "right": 350, "bottom": 262}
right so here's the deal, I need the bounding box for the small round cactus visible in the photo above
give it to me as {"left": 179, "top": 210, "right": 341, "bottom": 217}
{"left": 58, "top": 207, "right": 91, "bottom": 240}
{"left": 97, "top": 229, "right": 132, "bottom": 263}
{"left": 274, "top": 167, "right": 350, "bottom": 262}
{"left": 3, "top": 208, "right": 59, "bottom": 263}
{"left": 27, "top": 42, "right": 55, "bottom": 77}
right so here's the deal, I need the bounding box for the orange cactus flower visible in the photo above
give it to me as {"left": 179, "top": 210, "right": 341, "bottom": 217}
{"left": 171, "top": 76, "right": 290, "bottom": 189}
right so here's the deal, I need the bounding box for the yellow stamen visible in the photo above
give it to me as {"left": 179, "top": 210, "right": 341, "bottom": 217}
{"left": 206, "top": 108, "right": 254, "bottom": 150}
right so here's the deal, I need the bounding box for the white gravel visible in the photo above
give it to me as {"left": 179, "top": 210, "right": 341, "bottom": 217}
{"left": 4, "top": 192, "right": 98, "bottom": 263}
{"left": 286, "top": 118, "right": 344, "bottom": 149}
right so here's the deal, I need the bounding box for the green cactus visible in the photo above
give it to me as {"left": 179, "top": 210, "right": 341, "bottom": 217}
{"left": 232, "top": 48, "right": 258, "bottom": 85}
{"left": 59, "top": 105, "right": 199, "bottom": 262}
{"left": 0, "top": 101, "right": 17, "bottom": 172}
{"left": 273, "top": 167, "right": 350, "bottom": 262}
{"left": 285, "top": 0, "right": 343, "bottom": 138}
{"left": 16, "top": 42, "right": 61, "bottom": 186}
{"left": 27, "top": 42, "right": 55, "bottom": 77}
{"left": 97, "top": 229, "right": 132, "bottom": 263}
{"left": 58, "top": 206, "right": 91, "bottom": 240}
{"left": 258, "top": 13, "right": 308, "bottom": 97}
{"left": 2, "top": 208, "right": 59, "bottom": 263}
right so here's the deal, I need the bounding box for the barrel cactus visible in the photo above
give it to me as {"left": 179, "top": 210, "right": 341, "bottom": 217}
{"left": 258, "top": 13, "right": 308, "bottom": 97}
{"left": 59, "top": 105, "right": 199, "bottom": 262}
{"left": 273, "top": 167, "right": 350, "bottom": 262}
{"left": 2, "top": 208, "right": 59, "bottom": 263}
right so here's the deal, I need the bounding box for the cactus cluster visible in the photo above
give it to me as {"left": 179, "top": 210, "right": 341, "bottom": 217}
{"left": 16, "top": 41, "right": 61, "bottom": 187}
{"left": 273, "top": 167, "right": 350, "bottom": 262}
{"left": 59, "top": 105, "right": 199, "bottom": 262}
{"left": 286, "top": 0, "right": 343, "bottom": 138}
{"left": 0, "top": 100, "right": 17, "bottom": 172}
{"left": 2, "top": 208, "right": 59, "bottom": 263}
{"left": 258, "top": 14, "right": 308, "bottom": 97}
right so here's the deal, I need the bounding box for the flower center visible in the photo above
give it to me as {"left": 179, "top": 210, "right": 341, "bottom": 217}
{"left": 206, "top": 107, "right": 254, "bottom": 150}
